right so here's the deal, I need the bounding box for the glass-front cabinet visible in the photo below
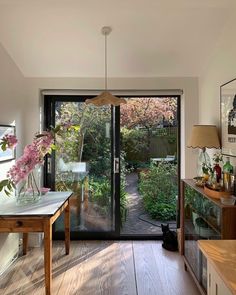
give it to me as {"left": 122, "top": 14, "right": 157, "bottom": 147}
{"left": 181, "top": 179, "right": 236, "bottom": 294}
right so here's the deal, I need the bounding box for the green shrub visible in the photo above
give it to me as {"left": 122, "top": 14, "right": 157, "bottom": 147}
{"left": 146, "top": 202, "right": 176, "bottom": 221}
{"left": 138, "top": 162, "right": 177, "bottom": 221}
{"left": 121, "top": 128, "right": 149, "bottom": 162}
{"left": 89, "top": 174, "right": 128, "bottom": 223}
{"left": 89, "top": 177, "right": 111, "bottom": 215}
{"left": 120, "top": 183, "right": 128, "bottom": 224}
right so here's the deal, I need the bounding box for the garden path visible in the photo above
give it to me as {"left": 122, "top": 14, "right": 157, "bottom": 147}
{"left": 121, "top": 172, "right": 163, "bottom": 235}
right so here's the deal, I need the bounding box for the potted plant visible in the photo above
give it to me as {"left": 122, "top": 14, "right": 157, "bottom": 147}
{"left": 202, "top": 162, "right": 213, "bottom": 181}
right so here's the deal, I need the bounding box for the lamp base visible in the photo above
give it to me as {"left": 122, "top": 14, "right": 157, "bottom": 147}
{"left": 197, "top": 149, "right": 211, "bottom": 177}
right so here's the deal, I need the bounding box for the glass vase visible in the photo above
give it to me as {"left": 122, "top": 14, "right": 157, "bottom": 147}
{"left": 16, "top": 171, "right": 41, "bottom": 205}
{"left": 197, "top": 149, "right": 211, "bottom": 176}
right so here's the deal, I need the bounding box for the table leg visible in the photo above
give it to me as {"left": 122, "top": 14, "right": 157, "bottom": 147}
{"left": 44, "top": 219, "right": 52, "bottom": 295}
{"left": 64, "top": 201, "right": 70, "bottom": 255}
{"left": 23, "top": 233, "right": 28, "bottom": 255}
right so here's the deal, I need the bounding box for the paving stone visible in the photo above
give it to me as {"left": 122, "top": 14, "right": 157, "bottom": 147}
{"left": 121, "top": 173, "right": 164, "bottom": 235}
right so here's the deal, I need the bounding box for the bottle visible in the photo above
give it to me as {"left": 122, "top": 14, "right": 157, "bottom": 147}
{"left": 223, "top": 157, "right": 233, "bottom": 173}
{"left": 234, "top": 177, "right": 236, "bottom": 196}
{"left": 223, "top": 157, "right": 233, "bottom": 192}
{"left": 213, "top": 163, "right": 222, "bottom": 183}
{"left": 211, "top": 171, "right": 218, "bottom": 189}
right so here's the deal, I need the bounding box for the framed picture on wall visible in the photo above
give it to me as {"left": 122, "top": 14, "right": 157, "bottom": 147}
{"left": 0, "top": 125, "right": 16, "bottom": 162}
{"left": 221, "top": 78, "right": 236, "bottom": 156}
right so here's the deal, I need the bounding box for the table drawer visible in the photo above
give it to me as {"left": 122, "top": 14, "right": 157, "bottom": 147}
{"left": 0, "top": 218, "right": 44, "bottom": 232}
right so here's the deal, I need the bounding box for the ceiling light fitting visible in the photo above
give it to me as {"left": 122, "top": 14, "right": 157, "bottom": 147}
{"left": 85, "top": 26, "right": 126, "bottom": 106}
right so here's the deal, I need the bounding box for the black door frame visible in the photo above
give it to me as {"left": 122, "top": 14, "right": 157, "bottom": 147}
{"left": 44, "top": 94, "right": 181, "bottom": 240}
{"left": 44, "top": 95, "right": 120, "bottom": 240}
{"left": 119, "top": 95, "right": 181, "bottom": 240}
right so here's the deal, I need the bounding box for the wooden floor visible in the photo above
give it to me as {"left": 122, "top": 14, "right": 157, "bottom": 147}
{"left": 0, "top": 241, "right": 200, "bottom": 295}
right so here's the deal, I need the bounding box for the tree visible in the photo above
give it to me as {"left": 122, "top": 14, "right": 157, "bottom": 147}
{"left": 55, "top": 102, "right": 110, "bottom": 163}
{"left": 120, "top": 97, "right": 177, "bottom": 159}
{"left": 120, "top": 97, "right": 176, "bottom": 129}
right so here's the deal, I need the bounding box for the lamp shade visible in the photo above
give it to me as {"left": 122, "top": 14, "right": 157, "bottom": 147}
{"left": 85, "top": 91, "right": 126, "bottom": 106}
{"left": 187, "top": 125, "right": 220, "bottom": 149}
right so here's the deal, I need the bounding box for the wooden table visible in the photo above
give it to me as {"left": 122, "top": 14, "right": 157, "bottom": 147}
{"left": 0, "top": 191, "right": 72, "bottom": 295}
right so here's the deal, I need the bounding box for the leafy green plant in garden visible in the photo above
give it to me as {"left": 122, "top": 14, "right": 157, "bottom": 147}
{"left": 54, "top": 101, "right": 129, "bottom": 224}
{"left": 89, "top": 175, "right": 128, "bottom": 221}
{"left": 167, "top": 134, "right": 177, "bottom": 144}
{"left": 138, "top": 162, "right": 177, "bottom": 221}
{"left": 147, "top": 203, "right": 176, "bottom": 221}
{"left": 88, "top": 147, "right": 111, "bottom": 178}
{"left": 55, "top": 101, "right": 111, "bottom": 164}
{"left": 120, "top": 151, "right": 128, "bottom": 224}
{"left": 89, "top": 177, "right": 111, "bottom": 215}
{"left": 121, "top": 127, "right": 149, "bottom": 162}
{"left": 120, "top": 183, "right": 128, "bottom": 224}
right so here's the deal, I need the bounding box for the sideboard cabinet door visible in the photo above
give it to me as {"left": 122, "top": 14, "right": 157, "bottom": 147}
{"left": 207, "top": 261, "right": 231, "bottom": 295}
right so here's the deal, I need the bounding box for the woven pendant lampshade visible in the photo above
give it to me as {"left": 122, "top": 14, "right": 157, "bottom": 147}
{"left": 85, "top": 26, "right": 126, "bottom": 106}
{"left": 86, "top": 91, "right": 126, "bottom": 106}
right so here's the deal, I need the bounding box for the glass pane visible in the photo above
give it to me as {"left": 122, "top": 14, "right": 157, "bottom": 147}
{"left": 120, "top": 97, "right": 178, "bottom": 235}
{"left": 53, "top": 101, "right": 114, "bottom": 232}
{"left": 184, "top": 185, "right": 221, "bottom": 284}
{"left": 185, "top": 186, "right": 221, "bottom": 233}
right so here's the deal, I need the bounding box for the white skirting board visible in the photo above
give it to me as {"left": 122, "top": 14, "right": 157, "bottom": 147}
{"left": 0, "top": 233, "right": 19, "bottom": 276}
{"left": 0, "top": 251, "right": 18, "bottom": 276}
{"left": 0, "top": 233, "right": 43, "bottom": 276}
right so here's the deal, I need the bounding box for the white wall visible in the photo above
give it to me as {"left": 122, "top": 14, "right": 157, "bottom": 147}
{"left": 0, "top": 43, "right": 26, "bottom": 273}
{"left": 26, "top": 76, "right": 199, "bottom": 178}
{"left": 199, "top": 11, "right": 236, "bottom": 165}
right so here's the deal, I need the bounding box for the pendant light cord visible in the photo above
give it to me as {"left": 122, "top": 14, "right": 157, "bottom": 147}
{"left": 105, "top": 32, "right": 107, "bottom": 91}
{"left": 101, "top": 26, "right": 111, "bottom": 92}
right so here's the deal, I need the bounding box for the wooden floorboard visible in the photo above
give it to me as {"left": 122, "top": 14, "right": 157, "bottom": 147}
{"left": 57, "top": 240, "right": 114, "bottom": 295}
{"left": 133, "top": 241, "right": 200, "bottom": 295}
{"left": 133, "top": 241, "right": 162, "bottom": 295}
{"left": 151, "top": 242, "right": 200, "bottom": 295}
{"left": 109, "top": 242, "right": 136, "bottom": 295}
{"left": 0, "top": 241, "right": 200, "bottom": 295}
{"left": 0, "top": 252, "right": 25, "bottom": 295}
{"left": 1, "top": 247, "right": 45, "bottom": 295}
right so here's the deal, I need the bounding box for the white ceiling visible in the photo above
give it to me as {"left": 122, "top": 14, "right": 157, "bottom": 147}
{"left": 0, "top": 0, "right": 235, "bottom": 78}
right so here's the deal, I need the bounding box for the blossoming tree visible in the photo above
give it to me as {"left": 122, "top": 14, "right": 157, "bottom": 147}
{"left": 120, "top": 97, "right": 177, "bottom": 160}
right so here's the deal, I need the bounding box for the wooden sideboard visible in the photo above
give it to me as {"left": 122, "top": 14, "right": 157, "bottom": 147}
{"left": 180, "top": 179, "right": 236, "bottom": 294}
{"left": 198, "top": 240, "right": 236, "bottom": 295}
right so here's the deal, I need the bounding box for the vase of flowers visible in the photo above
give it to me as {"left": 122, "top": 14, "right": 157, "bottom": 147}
{"left": 17, "top": 170, "right": 41, "bottom": 205}
{"left": 0, "top": 124, "right": 76, "bottom": 205}
{"left": 0, "top": 130, "right": 54, "bottom": 205}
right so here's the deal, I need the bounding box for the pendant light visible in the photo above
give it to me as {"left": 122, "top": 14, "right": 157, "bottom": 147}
{"left": 85, "top": 26, "right": 127, "bottom": 106}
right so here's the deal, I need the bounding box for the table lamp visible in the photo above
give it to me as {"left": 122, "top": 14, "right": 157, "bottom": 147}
{"left": 187, "top": 125, "right": 221, "bottom": 176}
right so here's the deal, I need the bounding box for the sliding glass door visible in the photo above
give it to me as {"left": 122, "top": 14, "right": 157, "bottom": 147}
{"left": 44, "top": 94, "right": 180, "bottom": 240}
{"left": 44, "top": 96, "right": 120, "bottom": 239}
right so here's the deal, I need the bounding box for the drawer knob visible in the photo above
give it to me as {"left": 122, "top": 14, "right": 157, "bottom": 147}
{"left": 16, "top": 221, "right": 23, "bottom": 227}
